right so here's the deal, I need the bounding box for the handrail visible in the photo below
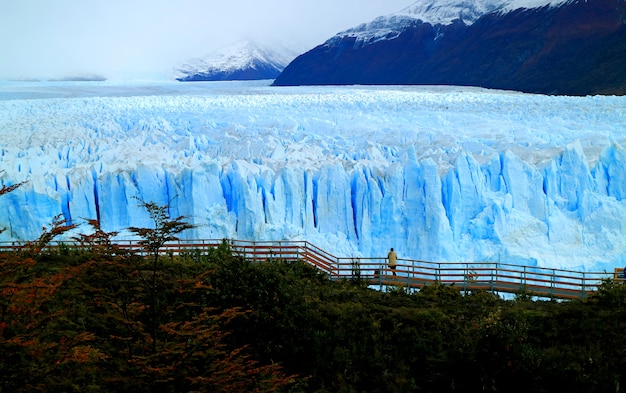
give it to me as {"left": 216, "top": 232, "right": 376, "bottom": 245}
{"left": 0, "top": 239, "right": 618, "bottom": 299}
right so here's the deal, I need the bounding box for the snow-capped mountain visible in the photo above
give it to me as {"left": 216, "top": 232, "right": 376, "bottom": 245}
{"left": 274, "top": 0, "right": 626, "bottom": 95}
{"left": 175, "top": 41, "right": 297, "bottom": 82}
{"left": 330, "top": 0, "right": 570, "bottom": 46}
{"left": 382, "top": 0, "right": 570, "bottom": 26}
{"left": 331, "top": 0, "right": 508, "bottom": 46}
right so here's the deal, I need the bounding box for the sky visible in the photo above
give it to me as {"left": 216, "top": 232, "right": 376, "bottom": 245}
{"left": 0, "top": 0, "right": 413, "bottom": 80}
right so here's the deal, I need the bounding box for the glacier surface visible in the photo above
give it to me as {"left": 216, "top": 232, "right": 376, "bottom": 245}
{"left": 0, "top": 79, "right": 625, "bottom": 272}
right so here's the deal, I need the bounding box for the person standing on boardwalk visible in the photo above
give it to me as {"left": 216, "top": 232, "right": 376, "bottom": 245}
{"left": 387, "top": 248, "right": 397, "bottom": 276}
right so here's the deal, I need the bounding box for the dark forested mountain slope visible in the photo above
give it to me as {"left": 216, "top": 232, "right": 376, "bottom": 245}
{"left": 274, "top": 0, "right": 626, "bottom": 95}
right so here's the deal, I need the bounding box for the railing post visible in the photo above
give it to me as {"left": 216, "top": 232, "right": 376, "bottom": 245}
{"left": 304, "top": 243, "right": 308, "bottom": 266}
{"left": 463, "top": 263, "right": 468, "bottom": 292}
{"left": 581, "top": 272, "right": 586, "bottom": 299}
{"left": 406, "top": 261, "right": 410, "bottom": 289}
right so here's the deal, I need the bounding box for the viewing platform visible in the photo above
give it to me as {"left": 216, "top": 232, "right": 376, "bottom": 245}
{"left": 1, "top": 238, "right": 622, "bottom": 300}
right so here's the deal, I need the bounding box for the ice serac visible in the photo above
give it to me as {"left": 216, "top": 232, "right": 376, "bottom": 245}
{"left": 315, "top": 163, "right": 357, "bottom": 243}
{"left": 596, "top": 144, "right": 626, "bottom": 201}
{"left": 2, "top": 142, "right": 626, "bottom": 271}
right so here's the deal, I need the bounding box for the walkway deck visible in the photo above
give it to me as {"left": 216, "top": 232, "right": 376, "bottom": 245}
{"left": 1, "top": 238, "right": 619, "bottom": 300}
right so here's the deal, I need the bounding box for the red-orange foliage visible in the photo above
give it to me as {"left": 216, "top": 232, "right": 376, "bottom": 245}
{"left": 72, "top": 218, "right": 122, "bottom": 257}
{"left": 0, "top": 170, "right": 27, "bottom": 197}
{"left": 0, "top": 252, "right": 99, "bottom": 392}
{"left": 135, "top": 306, "right": 293, "bottom": 393}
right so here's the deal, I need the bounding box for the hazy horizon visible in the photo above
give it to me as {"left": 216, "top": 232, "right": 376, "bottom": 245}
{"left": 0, "top": 0, "right": 412, "bottom": 81}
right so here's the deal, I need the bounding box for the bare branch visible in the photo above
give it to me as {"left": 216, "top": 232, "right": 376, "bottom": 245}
{"left": 0, "top": 171, "right": 28, "bottom": 235}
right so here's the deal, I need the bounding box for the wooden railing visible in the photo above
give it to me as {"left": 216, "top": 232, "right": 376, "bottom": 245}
{"left": 0, "top": 238, "right": 619, "bottom": 299}
{"left": 339, "top": 258, "right": 613, "bottom": 300}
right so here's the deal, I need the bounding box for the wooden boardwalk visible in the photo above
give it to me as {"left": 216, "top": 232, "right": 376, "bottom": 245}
{"left": 1, "top": 238, "right": 619, "bottom": 300}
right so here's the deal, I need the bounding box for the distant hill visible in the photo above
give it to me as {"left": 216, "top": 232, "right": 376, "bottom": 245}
{"left": 273, "top": 0, "right": 626, "bottom": 95}
{"left": 48, "top": 74, "right": 107, "bottom": 82}
{"left": 175, "top": 41, "right": 297, "bottom": 82}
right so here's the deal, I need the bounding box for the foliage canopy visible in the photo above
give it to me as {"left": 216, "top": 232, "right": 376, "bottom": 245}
{"left": 1, "top": 240, "right": 626, "bottom": 392}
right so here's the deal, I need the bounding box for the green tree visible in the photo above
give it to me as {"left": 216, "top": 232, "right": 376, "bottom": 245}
{"left": 127, "top": 198, "right": 195, "bottom": 353}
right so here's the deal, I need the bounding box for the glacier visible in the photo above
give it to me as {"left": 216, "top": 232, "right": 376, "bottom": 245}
{"left": 0, "top": 79, "right": 625, "bottom": 272}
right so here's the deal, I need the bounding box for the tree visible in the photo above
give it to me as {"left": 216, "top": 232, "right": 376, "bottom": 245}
{"left": 135, "top": 281, "right": 294, "bottom": 393}
{"left": 73, "top": 218, "right": 122, "bottom": 258}
{"left": 0, "top": 234, "right": 101, "bottom": 392}
{"left": 128, "top": 197, "right": 195, "bottom": 265}
{"left": 127, "top": 198, "right": 195, "bottom": 353}
{"left": 63, "top": 238, "right": 293, "bottom": 392}
{"left": 20, "top": 214, "right": 78, "bottom": 256}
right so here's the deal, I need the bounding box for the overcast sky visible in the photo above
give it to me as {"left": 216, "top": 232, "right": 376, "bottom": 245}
{"left": 0, "top": 0, "right": 412, "bottom": 80}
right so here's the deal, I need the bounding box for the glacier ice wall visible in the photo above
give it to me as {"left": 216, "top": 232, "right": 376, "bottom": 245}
{"left": 1, "top": 81, "right": 625, "bottom": 272}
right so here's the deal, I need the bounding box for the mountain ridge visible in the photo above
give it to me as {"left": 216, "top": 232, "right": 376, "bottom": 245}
{"left": 175, "top": 41, "right": 296, "bottom": 82}
{"left": 273, "top": 0, "right": 626, "bottom": 95}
